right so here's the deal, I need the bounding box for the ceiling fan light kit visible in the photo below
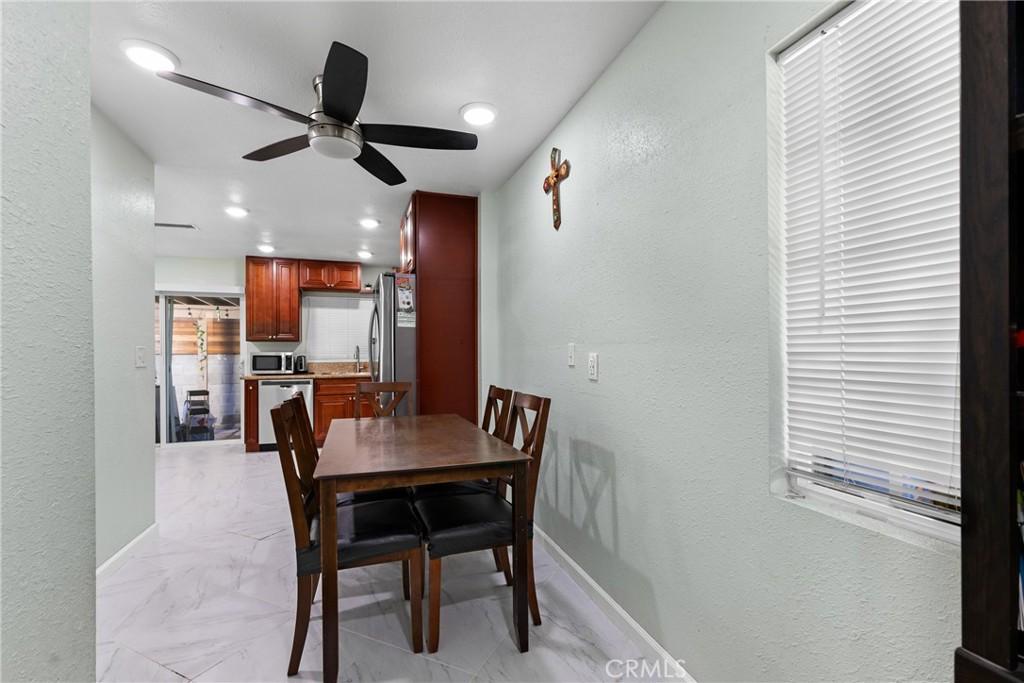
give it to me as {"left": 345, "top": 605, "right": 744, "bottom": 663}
{"left": 121, "top": 39, "right": 179, "bottom": 72}
{"left": 460, "top": 102, "right": 496, "bottom": 126}
{"left": 155, "top": 41, "right": 479, "bottom": 186}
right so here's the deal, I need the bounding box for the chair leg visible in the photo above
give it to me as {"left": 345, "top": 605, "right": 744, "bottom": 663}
{"left": 288, "top": 574, "right": 315, "bottom": 676}
{"left": 409, "top": 550, "right": 424, "bottom": 653}
{"left": 310, "top": 573, "right": 320, "bottom": 604}
{"left": 528, "top": 541, "right": 541, "bottom": 626}
{"left": 493, "top": 546, "right": 513, "bottom": 586}
{"left": 428, "top": 557, "right": 442, "bottom": 653}
{"left": 402, "top": 559, "right": 411, "bottom": 601}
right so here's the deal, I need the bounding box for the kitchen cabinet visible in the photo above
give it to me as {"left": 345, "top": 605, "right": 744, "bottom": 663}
{"left": 401, "top": 191, "right": 477, "bottom": 423}
{"left": 244, "top": 380, "right": 259, "bottom": 452}
{"left": 299, "top": 260, "right": 362, "bottom": 292}
{"left": 246, "top": 256, "right": 300, "bottom": 341}
{"left": 313, "top": 378, "right": 373, "bottom": 445}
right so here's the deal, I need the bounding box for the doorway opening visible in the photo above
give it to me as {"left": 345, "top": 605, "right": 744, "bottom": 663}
{"left": 155, "top": 294, "right": 242, "bottom": 443}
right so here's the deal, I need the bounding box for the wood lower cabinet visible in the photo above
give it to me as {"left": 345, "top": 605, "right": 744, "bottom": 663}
{"left": 244, "top": 380, "right": 259, "bottom": 452}
{"left": 246, "top": 256, "right": 301, "bottom": 342}
{"left": 313, "top": 378, "right": 373, "bottom": 445}
{"left": 299, "top": 260, "right": 362, "bottom": 292}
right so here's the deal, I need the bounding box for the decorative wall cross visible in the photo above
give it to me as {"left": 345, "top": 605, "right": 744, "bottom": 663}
{"left": 542, "top": 147, "right": 570, "bottom": 230}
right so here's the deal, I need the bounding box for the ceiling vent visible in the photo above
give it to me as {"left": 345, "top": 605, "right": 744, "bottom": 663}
{"left": 155, "top": 222, "right": 198, "bottom": 231}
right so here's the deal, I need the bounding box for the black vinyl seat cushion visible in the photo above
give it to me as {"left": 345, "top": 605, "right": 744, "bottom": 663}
{"left": 338, "top": 487, "right": 411, "bottom": 505}
{"left": 296, "top": 498, "right": 422, "bottom": 576}
{"left": 412, "top": 480, "right": 494, "bottom": 499}
{"left": 413, "top": 492, "right": 532, "bottom": 559}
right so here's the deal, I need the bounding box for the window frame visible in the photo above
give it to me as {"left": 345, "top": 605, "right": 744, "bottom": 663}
{"left": 766, "top": 0, "right": 962, "bottom": 546}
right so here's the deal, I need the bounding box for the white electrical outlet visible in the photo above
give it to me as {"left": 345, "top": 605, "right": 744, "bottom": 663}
{"left": 135, "top": 346, "right": 147, "bottom": 368}
{"left": 587, "top": 352, "right": 598, "bottom": 381}
{"left": 568, "top": 343, "right": 576, "bottom": 367}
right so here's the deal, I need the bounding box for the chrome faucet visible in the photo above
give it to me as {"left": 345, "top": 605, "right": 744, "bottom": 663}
{"left": 355, "top": 345, "right": 361, "bottom": 373}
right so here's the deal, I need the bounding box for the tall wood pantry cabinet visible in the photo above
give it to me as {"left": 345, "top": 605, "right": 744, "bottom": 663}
{"left": 400, "top": 191, "right": 478, "bottom": 424}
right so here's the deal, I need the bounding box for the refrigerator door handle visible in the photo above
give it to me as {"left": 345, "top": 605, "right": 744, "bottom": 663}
{"left": 369, "top": 304, "right": 380, "bottom": 382}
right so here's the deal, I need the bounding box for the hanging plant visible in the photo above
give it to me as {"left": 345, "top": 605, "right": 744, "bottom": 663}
{"left": 194, "top": 318, "right": 208, "bottom": 389}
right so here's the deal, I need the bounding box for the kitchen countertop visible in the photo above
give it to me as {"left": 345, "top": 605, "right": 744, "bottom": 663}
{"left": 241, "top": 372, "right": 372, "bottom": 382}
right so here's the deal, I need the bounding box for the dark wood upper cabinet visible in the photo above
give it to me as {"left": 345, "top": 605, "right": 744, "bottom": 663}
{"left": 299, "top": 260, "right": 361, "bottom": 292}
{"left": 245, "top": 256, "right": 301, "bottom": 342}
{"left": 273, "top": 259, "right": 301, "bottom": 341}
{"left": 245, "top": 257, "right": 276, "bottom": 341}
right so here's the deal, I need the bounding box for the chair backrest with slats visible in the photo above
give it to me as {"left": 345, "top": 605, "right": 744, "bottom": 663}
{"left": 503, "top": 392, "right": 552, "bottom": 514}
{"left": 355, "top": 381, "right": 411, "bottom": 419}
{"left": 290, "top": 390, "right": 319, "bottom": 467}
{"left": 482, "top": 385, "right": 513, "bottom": 438}
{"left": 270, "top": 398, "right": 320, "bottom": 551}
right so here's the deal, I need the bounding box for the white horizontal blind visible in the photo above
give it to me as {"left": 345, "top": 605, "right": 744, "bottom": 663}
{"left": 779, "top": 1, "right": 961, "bottom": 524}
{"left": 304, "top": 294, "right": 374, "bottom": 361}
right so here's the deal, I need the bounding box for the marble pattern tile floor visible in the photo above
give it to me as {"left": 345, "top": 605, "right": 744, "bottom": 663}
{"left": 98, "top": 440, "right": 654, "bottom": 682}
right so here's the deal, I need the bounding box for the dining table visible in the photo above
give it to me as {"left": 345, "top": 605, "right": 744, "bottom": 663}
{"left": 314, "top": 413, "right": 533, "bottom": 683}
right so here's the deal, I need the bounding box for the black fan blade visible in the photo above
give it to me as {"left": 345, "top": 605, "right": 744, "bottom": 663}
{"left": 243, "top": 135, "right": 310, "bottom": 161}
{"left": 361, "top": 124, "right": 478, "bottom": 150}
{"left": 321, "top": 42, "right": 368, "bottom": 124}
{"left": 157, "top": 71, "right": 311, "bottom": 126}
{"left": 354, "top": 143, "right": 406, "bottom": 186}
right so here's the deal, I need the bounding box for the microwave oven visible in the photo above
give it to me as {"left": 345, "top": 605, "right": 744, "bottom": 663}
{"left": 250, "top": 352, "right": 294, "bottom": 375}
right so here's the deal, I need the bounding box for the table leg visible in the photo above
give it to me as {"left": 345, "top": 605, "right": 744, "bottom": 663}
{"left": 320, "top": 479, "right": 339, "bottom": 683}
{"left": 512, "top": 461, "right": 529, "bottom": 652}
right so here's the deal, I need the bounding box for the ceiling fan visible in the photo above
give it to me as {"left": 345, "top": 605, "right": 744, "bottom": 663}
{"left": 156, "top": 42, "right": 478, "bottom": 186}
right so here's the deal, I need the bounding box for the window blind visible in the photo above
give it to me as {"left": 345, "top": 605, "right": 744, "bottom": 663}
{"left": 304, "top": 294, "right": 374, "bottom": 361}
{"left": 778, "top": 1, "right": 960, "bottom": 524}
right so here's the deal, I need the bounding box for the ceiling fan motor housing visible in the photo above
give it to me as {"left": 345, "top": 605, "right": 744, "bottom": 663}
{"left": 308, "top": 74, "right": 363, "bottom": 159}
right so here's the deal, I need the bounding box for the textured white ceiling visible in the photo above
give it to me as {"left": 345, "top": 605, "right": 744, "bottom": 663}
{"left": 91, "top": 2, "right": 659, "bottom": 263}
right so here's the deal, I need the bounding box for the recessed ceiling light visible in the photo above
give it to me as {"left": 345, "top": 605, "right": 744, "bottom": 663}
{"left": 120, "top": 39, "right": 179, "bottom": 73}
{"left": 224, "top": 206, "right": 249, "bottom": 219}
{"left": 257, "top": 244, "right": 275, "bottom": 254}
{"left": 460, "top": 102, "right": 496, "bottom": 127}
{"left": 357, "top": 250, "right": 373, "bottom": 259}
{"left": 360, "top": 218, "right": 380, "bottom": 229}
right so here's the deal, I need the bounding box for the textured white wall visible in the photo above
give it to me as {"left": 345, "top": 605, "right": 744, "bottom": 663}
{"left": 1, "top": 3, "right": 95, "bottom": 679}
{"left": 155, "top": 256, "right": 244, "bottom": 293}
{"left": 92, "top": 106, "right": 156, "bottom": 566}
{"left": 480, "top": 3, "right": 960, "bottom": 680}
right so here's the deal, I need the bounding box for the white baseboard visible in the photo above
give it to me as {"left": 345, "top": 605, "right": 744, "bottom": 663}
{"left": 96, "top": 523, "right": 157, "bottom": 580}
{"left": 533, "top": 527, "right": 695, "bottom": 682}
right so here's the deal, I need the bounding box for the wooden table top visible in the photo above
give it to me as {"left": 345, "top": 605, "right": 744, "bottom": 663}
{"left": 315, "top": 413, "right": 530, "bottom": 481}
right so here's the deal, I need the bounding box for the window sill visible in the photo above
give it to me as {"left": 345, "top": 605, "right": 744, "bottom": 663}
{"left": 776, "top": 484, "right": 961, "bottom": 558}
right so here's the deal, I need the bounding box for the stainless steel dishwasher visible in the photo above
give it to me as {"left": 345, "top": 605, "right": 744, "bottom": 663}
{"left": 258, "top": 379, "right": 313, "bottom": 447}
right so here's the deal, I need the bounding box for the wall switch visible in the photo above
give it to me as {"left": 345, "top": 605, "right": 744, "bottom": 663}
{"left": 568, "top": 343, "right": 576, "bottom": 367}
{"left": 587, "top": 352, "right": 599, "bottom": 381}
{"left": 135, "top": 346, "right": 147, "bottom": 368}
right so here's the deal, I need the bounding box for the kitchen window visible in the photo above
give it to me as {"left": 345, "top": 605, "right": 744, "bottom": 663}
{"left": 769, "top": 1, "right": 960, "bottom": 540}
{"left": 304, "top": 293, "right": 375, "bottom": 361}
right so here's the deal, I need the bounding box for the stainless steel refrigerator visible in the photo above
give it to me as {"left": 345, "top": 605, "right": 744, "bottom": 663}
{"left": 368, "top": 272, "right": 417, "bottom": 415}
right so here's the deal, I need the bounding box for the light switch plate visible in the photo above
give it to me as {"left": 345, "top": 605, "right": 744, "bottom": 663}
{"left": 135, "top": 345, "right": 147, "bottom": 368}
{"left": 587, "top": 352, "right": 598, "bottom": 381}
{"left": 568, "top": 343, "right": 576, "bottom": 367}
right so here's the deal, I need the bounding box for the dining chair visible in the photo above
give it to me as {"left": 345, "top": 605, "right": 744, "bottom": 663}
{"left": 412, "top": 391, "right": 551, "bottom": 652}
{"left": 412, "top": 385, "right": 515, "bottom": 581}
{"left": 355, "top": 381, "right": 412, "bottom": 418}
{"left": 270, "top": 397, "right": 425, "bottom": 675}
